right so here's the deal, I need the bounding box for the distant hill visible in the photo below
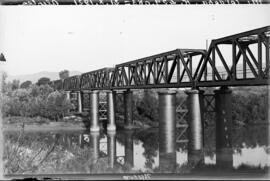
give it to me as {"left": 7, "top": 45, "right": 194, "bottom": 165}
{"left": 6, "top": 71, "right": 81, "bottom": 84}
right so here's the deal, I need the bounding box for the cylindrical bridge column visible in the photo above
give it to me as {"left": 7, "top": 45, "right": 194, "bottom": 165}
{"left": 66, "top": 91, "right": 71, "bottom": 100}
{"left": 77, "top": 91, "right": 83, "bottom": 113}
{"left": 185, "top": 89, "right": 203, "bottom": 152}
{"left": 90, "top": 90, "right": 100, "bottom": 132}
{"left": 124, "top": 89, "right": 133, "bottom": 129}
{"left": 214, "top": 86, "right": 233, "bottom": 166}
{"left": 158, "top": 90, "right": 176, "bottom": 154}
{"left": 107, "top": 90, "right": 116, "bottom": 132}
{"left": 107, "top": 131, "right": 116, "bottom": 168}
{"left": 66, "top": 91, "right": 71, "bottom": 113}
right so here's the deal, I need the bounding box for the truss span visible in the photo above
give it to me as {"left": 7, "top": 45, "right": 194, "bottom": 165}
{"left": 48, "top": 26, "right": 270, "bottom": 91}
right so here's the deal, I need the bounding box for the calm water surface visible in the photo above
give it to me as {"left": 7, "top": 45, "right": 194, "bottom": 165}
{"left": 3, "top": 124, "right": 270, "bottom": 176}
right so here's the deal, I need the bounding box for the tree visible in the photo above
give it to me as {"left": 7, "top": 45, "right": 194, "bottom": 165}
{"left": 59, "top": 70, "right": 69, "bottom": 80}
{"left": 20, "top": 80, "right": 32, "bottom": 89}
{"left": 37, "top": 77, "right": 50, "bottom": 86}
{"left": 1, "top": 72, "right": 8, "bottom": 92}
{"left": 11, "top": 79, "right": 20, "bottom": 90}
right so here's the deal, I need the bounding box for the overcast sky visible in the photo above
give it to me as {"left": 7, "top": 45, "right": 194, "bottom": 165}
{"left": 0, "top": 5, "right": 269, "bottom": 76}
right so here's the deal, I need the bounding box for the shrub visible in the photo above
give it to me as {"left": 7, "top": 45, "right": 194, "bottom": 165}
{"left": 1, "top": 84, "right": 73, "bottom": 121}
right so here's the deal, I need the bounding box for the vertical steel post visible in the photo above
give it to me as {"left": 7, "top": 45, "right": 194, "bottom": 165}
{"left": 107, "top": 131, "right": 116, "bottom": 168}
{"left": 90, "top": 90, "right": 100, "bottom": 132}
{"left": 124, "top": 131, "right": 134, "bottom": 167}
{"left": 185, "top": 89, "right": 203, "bottom": 152}
{"left": 124, "top": 89, "right": 133, "bottom": 129}
{"left": 158, "top": 90, "right": 176, "bottom": 154}
{"left": 107, "top": 90, "right": 116, "bottom": 132}
{"left": 214, "top": 86, "right": 233, "bottom": 168}
{"left": 90, "top": 132, "right": 100, "bottom": 164}
{"left": 77, "top": 91, "right": 82, "bottom": 113}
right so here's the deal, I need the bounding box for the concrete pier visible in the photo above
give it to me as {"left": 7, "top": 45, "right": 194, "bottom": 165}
{"left": 107, "top": 131, "right": 116, "bottom": 168}
{"left": 77, "top": 91, "right": 82, "bottom": 113}
{"left": 188, "top": 149, "right": 204, "bottom": 167}
{"left": 107, "top": 91, "right": 116, "bottom": 131}
{"left": 124, "top": 89, "right": 133, "bottom": 129}
{"left": 185, "top": 89, "right": 203, "bottom": 152}
{"left": 90, "top": 91, "right": 100, "bottom": 132}
{"left": 216, "top": 147, "right": 233, "bottom": 169}
{"left": 214, "top": 86, "right": 232, "bottom": 152}
{"left": 159, "top": 152, "right": 176, "bottom": 173}
{"left": 158, "top": 90, "right": 176, "bottom": 154}
{"left": 90, "top": 132, "right": 100, "bottom": 164}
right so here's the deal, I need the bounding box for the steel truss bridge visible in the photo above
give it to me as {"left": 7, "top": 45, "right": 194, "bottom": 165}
{"left": 49, "top": 26, "right": 270, "bottom": 91}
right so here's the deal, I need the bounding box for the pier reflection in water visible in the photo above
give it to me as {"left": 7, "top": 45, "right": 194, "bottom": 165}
{"left": 3, "top": 125, "right": 270, "bottom": 175}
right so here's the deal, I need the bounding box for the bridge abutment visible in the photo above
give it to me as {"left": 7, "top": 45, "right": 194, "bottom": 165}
{"left": 90, "top": 90, "right": 100, "bottom": 132}
{"left": 107, "top": 90, "right": 116, "bottom": 132}
{"left": 158, "top": 90, "right": 176, "bottom": 154}
{"left": 124, "top": 89, "right": 133, "bottom": 129}
{"left": 185, "top": 89, "right": 203, "bottom": 152}
{"left": 214, "top": 86, "right": 233, "bottom": 167}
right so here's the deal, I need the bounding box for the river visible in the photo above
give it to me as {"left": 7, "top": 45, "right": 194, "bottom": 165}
{"left": 2, "top": 124, "right": 269, "bottom": 178}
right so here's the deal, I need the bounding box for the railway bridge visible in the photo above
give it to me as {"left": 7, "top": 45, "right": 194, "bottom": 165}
{"left": 48, "top": 26, "right": 269, "bottom": 163}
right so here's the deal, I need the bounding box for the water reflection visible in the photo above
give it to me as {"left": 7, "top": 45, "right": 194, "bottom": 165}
{"left": 3, "top": 125, "right": 270, "bottom": 175}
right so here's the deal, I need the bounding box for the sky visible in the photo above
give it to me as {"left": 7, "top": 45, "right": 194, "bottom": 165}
{"left": 0, "top": 4, "right": 269, "bottom": 76}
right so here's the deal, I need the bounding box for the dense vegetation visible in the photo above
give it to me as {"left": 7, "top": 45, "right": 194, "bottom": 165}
{"left": 1, "top": 72, "right": 73, "bottom": 123}
{"left": 1, "top": 84, "right": 73, "bottom": 122}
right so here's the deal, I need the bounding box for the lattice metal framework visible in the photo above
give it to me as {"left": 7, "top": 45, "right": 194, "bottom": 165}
{"left": 98, "top": 91, "right": 108, "bottom": 121}
{"left": 196, "top": 26, "right": 270, "bottom": 87}
{"left": 48, "top": 26, "right": 270, "bottom": 90}
{"left": 80, "top": 68, "right": 114, "bottom": 90}
{"left": 203, "top": 93, "right": 215, "bottom": 113}
{"left": 63, "top": 75, "right": 81, "bottom": 91}
{"left": 176, "top": 93, "right": 188, "bottom": 144}
{"left": 112, "top": 49, "right": 205, "bottom": 89}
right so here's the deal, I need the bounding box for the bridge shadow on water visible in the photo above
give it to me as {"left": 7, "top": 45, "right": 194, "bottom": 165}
{"left": 2, "top": 124, "right": 270, "bottom": 178}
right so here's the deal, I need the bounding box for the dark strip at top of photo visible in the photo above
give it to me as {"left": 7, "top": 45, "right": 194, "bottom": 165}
{"left": 0, "top": 0, "right": 269, "bottom": 5}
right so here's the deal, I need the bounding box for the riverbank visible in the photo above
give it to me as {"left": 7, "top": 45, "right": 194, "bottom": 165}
{"left": 1, "top": 115, "right": 269, "bottom": 132}
{"left": 1, "top": 115, "right": 157, "bottom": 132}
